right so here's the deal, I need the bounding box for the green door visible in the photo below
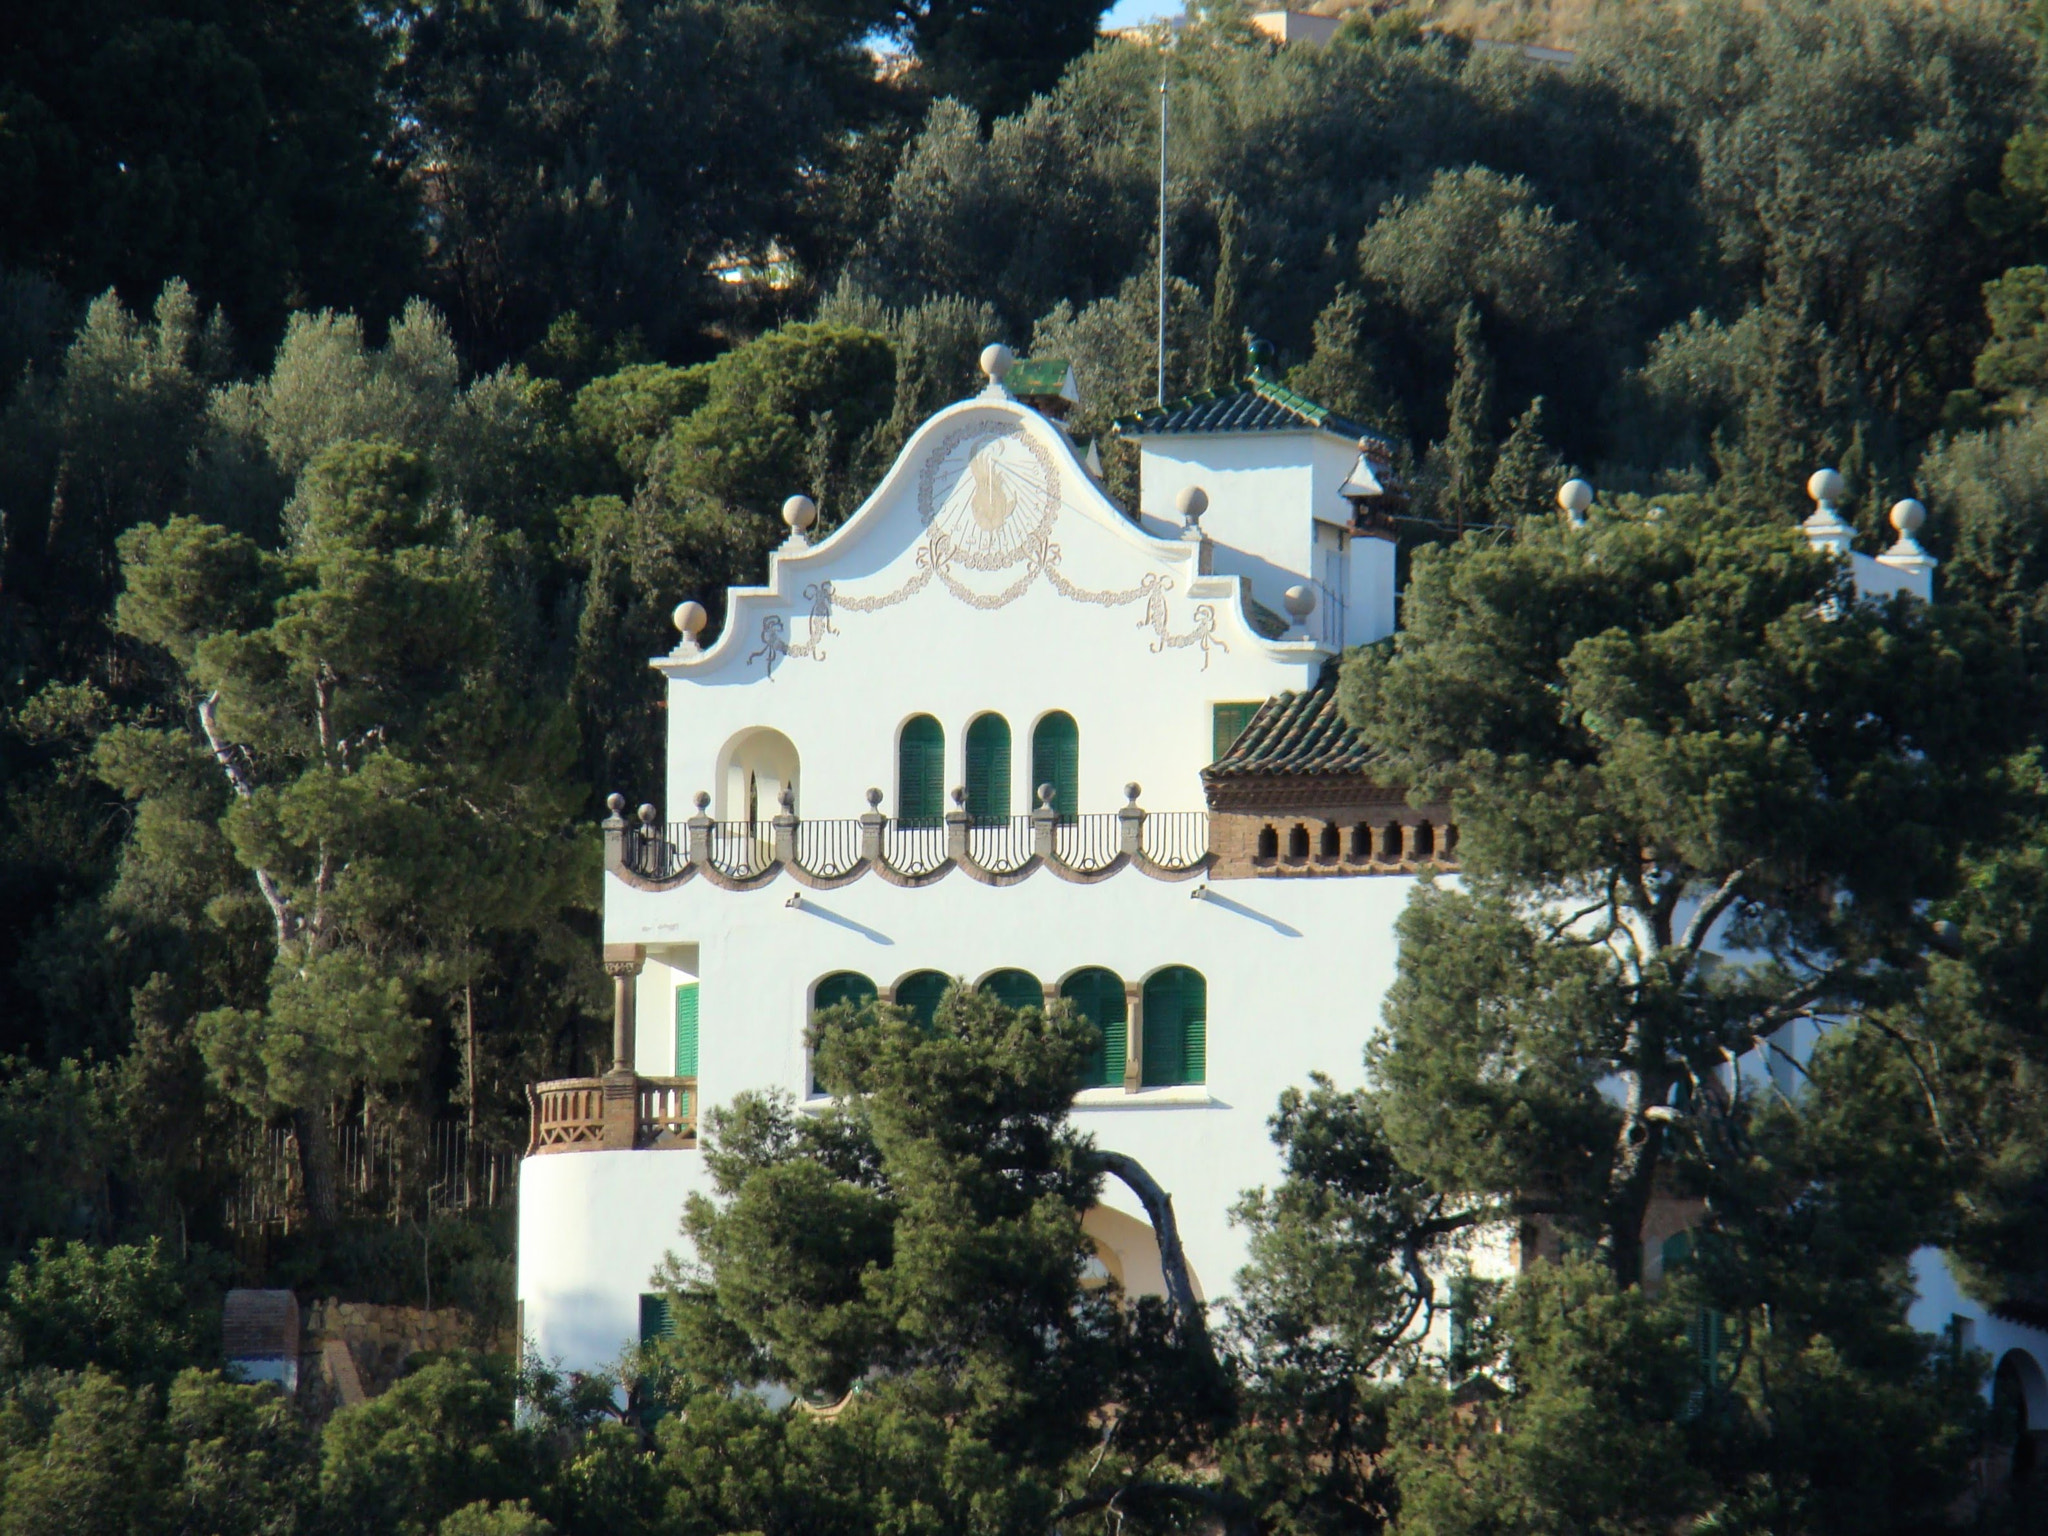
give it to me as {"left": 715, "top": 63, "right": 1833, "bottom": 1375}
{"left": 674, "top": 982, "right": 699, "bottom": 1077}
{"left": 1061, "top": 968, "right": 1127, "bottom": 1088}
{"left": 899, "top": 715, "right": 945, "bottom": 825}
{"left": 1141, "top": 967, "right": 1206, "bottom": 1087}
{"left": 965, "top": 714, "right": 1011, "bottom": 825}
{"left": 979, "top": 969, "right": 1044, "bottom": 1014}
{"left": 1031, "top": 712, "right": 1080, "bottom": 822}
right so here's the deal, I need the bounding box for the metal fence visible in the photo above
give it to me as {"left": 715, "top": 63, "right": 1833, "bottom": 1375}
{"left": 226, "top": 1120, "right": 518, "bottom": 1231}
{"left": 1053, "top": 813, "right": 1122, "bottom": 872}
{"left": 966, "top": 815, "right": 1035, "bottom": 874}
{"left": 1142, "top": 811, "right": 1210, "bottom": 871}
{"left": 794, "top": 818, "right": 863, "bottom": 878}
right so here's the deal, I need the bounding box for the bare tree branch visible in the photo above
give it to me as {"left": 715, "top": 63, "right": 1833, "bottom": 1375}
{"left": 199, "top": 691, "right": 297, "bottom": 948}
{"left": 1094, "top": 1149, "right": 1210, "bottom": 1354}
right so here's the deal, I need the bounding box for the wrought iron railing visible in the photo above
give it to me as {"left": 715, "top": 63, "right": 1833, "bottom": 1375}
{"left": 626, "top": 821, "right": 688, "bottom": 880}
{"left": 1054, "top": 813, "right": 1122, "bottom": 873}
{"left": 795, "top": 817, "right": 864, "bottom": 878}
{"left": 967, "top": 814, "right": 1035, "bottom": 874}
{"left": 1142, "top": 811, "right": 1209, "bottom": 871}
{"left": 882, "top": 820, "right": 949, "bottom": 877}
{"left": 708, "top": 822, "right": 772, "bottom": 878}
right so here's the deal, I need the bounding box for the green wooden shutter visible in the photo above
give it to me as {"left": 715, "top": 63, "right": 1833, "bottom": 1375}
{"left": 1031, "top": 712, "right": 1080, "bottom": 822}
{"left": 895, "top": 971, "right": 950, "bottom": 1032}
{"left": 965, "top": 714, "right": 1011, "bottom": 825}
{"left": 979, "top": 969, "right": 1043, "bottom": 1013}
{"left": 1142, "top": 967, "right": 1206, "bottom": 1087}
{"left": 639, "top": 1293, "right": 674, "bottom": 1342}
{"left": 899, "top": 715, "right": 944, "bottom": 826}
{"left": 1212, "top": 702, "right": 1262, "bottom": 763}
{"left": 1062, "top": 968, "right": 1126, "bottom": 1088}
{"left": 673, "top": 982, "right": 699, "bottom": 1077}
{"left": 813, "top": 972, "right": 878, "bottom": 1017}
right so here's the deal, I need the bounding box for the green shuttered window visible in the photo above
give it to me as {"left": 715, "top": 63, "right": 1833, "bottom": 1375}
{"left": 1212, "top": 702, "right": 1261, "bottom": 763}
{"left": 894, "top": 970, "right": 950, "bottom": 1031}
{"left": 1141, "top": 966, "right": 1206, "bottom": 1087}
{"left": 1031, "top": 712, "right": 1080, "bottom": 822}
{"left": 979, "top": 969, "right": 1044, "bottom": 1013}
{"left": 813, "top": 972, "right": 878, "bottom": 1016}
{"left": 673, "top": 982, "right": 699, "bottom": 1077}
{"left": 1062, "top": 968, "right": 1127, "bottom": 1088}
{"left": 965, "top": 714, "right": 1011, "bottom": 825}
{"left": 899, "top": 715, "right": 945, "bottom": 826}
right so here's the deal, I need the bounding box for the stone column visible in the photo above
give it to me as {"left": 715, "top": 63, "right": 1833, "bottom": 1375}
{"left": 1031, "top": 785, "right": 1058, "bottom": 861}
{"left": 771, "top": 783, "right": 797, "bottom": 866}
{"left": 601, "top": 944, "right": 644, "bottom": 1150}
{"left": 1122, "top": 979, "right": 1144, "bottom": 1094}
{"left": 1118, "top": 784, "right": 1145, "bottom": 860}
{"left": 860, "top": 789, "right": 885, "bottom": 865}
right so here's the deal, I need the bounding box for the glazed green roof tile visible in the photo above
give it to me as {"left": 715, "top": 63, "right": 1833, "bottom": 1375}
{"left": 1204, "top": 669, "right": 1380, "bottom": 778}
{"left": 1113, "top": 368, "right": 1397, "bottom": 458}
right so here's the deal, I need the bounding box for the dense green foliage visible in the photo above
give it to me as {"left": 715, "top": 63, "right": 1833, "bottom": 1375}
{"left": 9, "top": 0, "right": 2048, "bottom": 1529}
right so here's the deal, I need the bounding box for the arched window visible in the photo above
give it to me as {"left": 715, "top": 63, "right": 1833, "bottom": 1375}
{"left": 1414, "top": 821, "right": 1435, "bottom": 859}
{"left": 1141, "top": 967, "right": 1206, "bottom": 1088}
{"left": 965, "top": 713, "right": 1012, "bottom": 825}
{"left": 898, "top": 716, "right": 944, "bottom": 826}
{"left": 716, "top": 727, "right": 799, "bottom": 826}
{"left": 1031, "top": 712, "right": 1080, "bottom": 823}
{"left": 1062, "top": 968, "right": 1127, "bottom": 1088}
{"left": 979, "top": 968, "right": 1044, "bottom": 1013}
{"left": 1380, "top": 821, "right": 1403, "bottom": 861}
{"left": 893, "top": 970, "right": 951, "bottom": 1032}
{"left": 1287, "top": 823, "right": 1310, "bottom": 860}
{"left": 1256, "top": 825, "right": 1278, "bottom": 860}
{"left": 1350, "top": 823, "right": 1371, "bottom": 860}
{"left": 1319, "top": 823, "right": 1340, "bottom": 859}
{"left": 813, "top": 971, "right": 878, "bottom": 1018}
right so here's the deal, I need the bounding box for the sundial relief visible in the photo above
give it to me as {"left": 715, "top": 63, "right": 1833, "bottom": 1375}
{"left": 745, "top": 416, "right": 1229, "bottom": 675}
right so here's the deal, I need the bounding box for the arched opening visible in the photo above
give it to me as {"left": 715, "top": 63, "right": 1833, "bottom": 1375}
{"left": 1031, "top": 711, "right": 1080, "bottom": 822}
{"left": 1256, "top": 825, "right": 1278, "bottom": 860}
{"left": 716, "top": 727, "right": 800, "bottom": 829}
{"left": 1380, "top": 821, "right": 1403, "bottom": 861}
{"left": 808, "top": 972, "right": 878, "bottom": 1094}
{"left": 1350, "top": 822, "right": 1371, "bottom": 860}
{"left": 1081, "top": 1204, "right": 1206, "bottom": 1304}
{"left": 1414, "top": 821, "right": 1436, "bottom": 859}
{"left": 1142, "top": 966, "right": 1206, "bottom": 1087}
{"left": 892, "top": 970, "right": 951, "bottom": 1032}
{"left": 979, "top": 968, "right": 1044, "bottom": 1014}
{"left": 1062, "top": 967, "right": 1127, "bottom": 1088}
{"left": 1318, "top": 822, "right": 1340, "bottom": 860}
{"left": 897, "top": 715, "right": 945, "bottom": 827}
{"left": 1996, "top": 1349, "right": 2048, "bottom": 1485}
{"left": 1287, "top": 823, "right": 1310, "bottom": 860}
{"left": 966, "top": 713, "right": 1012, "bottom": 825}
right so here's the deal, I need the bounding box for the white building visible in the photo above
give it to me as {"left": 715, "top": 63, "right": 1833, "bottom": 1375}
{"left": 514, "top": 348, "right": 2045, "bottom": 1443}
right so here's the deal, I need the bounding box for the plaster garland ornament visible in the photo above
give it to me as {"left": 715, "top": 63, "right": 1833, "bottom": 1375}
{"left": 743, "top": 416, "right": 1231, "bottom": 675}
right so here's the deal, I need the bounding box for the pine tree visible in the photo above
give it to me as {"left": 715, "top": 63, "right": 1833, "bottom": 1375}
{"left": 1204, "top": 196, "right": 1246, "bottom": 392}
{"left": 1483, "top": 394, "right": 1561, "bottom": 524}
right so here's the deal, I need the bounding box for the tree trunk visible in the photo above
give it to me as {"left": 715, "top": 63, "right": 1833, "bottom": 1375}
{"left": 295, "top": 1106, "right": 340, "bottom": 1229}
{"left": 1095, "top": 1149, "right": 1210, "bottom": 1354}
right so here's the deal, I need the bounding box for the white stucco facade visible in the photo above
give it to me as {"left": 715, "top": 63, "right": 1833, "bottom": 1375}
{"left": 518, "top": 371, "right": 1424, "bottom": 1374}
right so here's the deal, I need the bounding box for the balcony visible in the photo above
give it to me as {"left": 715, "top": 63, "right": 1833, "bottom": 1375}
{"left": 603, "top": 784, "right": 1211, "bottom": 891}
{"left": 525, "top": 1074, "right": 697, "bottom": 1155}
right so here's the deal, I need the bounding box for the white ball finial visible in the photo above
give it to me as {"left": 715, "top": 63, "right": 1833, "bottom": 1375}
{"left": 673, "top": 600, "right": 707, "bottom": 639}
{"left": 782, "top": 493, "right": 817, "bottom": 532}
{"left": 980, "top": 343, "right": 1014, "bottom": 383}
{"left": 1174, "top": 484, "right": 1209, "bottom": 523}
{"left": 1557, "top": 478, "right": 1594, "bottom": 518}
{"left": 1283, "top": 583, "right": 1318, "bottom": 621}
{"left": 1890, "top": 498, "right": 1926, "bottom": 536}
{"left": 1808, "top": 467, "right": 1846, "bottom": 506}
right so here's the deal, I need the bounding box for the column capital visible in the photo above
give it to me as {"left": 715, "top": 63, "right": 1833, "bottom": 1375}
{"left": 602, "top": 943, "right": 646, "bottom": 977}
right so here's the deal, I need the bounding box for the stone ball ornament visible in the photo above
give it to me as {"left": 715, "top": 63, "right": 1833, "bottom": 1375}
{"left": 1890, "top": 497, "right": 1927, "bottom": 536}
{"left": 1283, "top": 583, "right": 1318, "bottom": 621}
{"left": 672, "top": 599, "right": 707, "bottom": 639}
{"left": 1557, "top": 478, "right": 1595, "bottom": 519}
{"left": 782, "top": 494, "right": 817, "bottom": 533}
{"left": 1174, "top": 484, "right": 1209, "bottom": 523}
{"left": 1808, "top": 467, "right": 1846, "bottom": 505}
{"left": 979, "top": 343, "right": 1014, "bottom": 383}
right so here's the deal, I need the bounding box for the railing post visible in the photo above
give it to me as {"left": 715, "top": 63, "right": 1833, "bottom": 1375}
{"left": 603, "top": 793, "right": 627, "bottom": 875}
{"left": 860, "top": 788, "right": 885, "bottom": 864}
{"left": 1032, "top": 784, "right": 1057, "bottom": 860}
{"left": 946, "top": 786, "right": 970, "bottom": 864}
{"left": 1118, "top": 782, "right": 1146, "bottom": 859}
{"left": 601, "top": 944, "right": 644, "bottom": 1150}
{"left": 772, "top": 783, "right": 798, "bottom": 866}
{"left": 686, "top": 792, "right": 713, "bottom": 867}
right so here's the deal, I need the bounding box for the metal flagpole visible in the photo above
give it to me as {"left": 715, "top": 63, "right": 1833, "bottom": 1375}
{"left": 1157, "top": 77, "right": 1168, "bottom": 407}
